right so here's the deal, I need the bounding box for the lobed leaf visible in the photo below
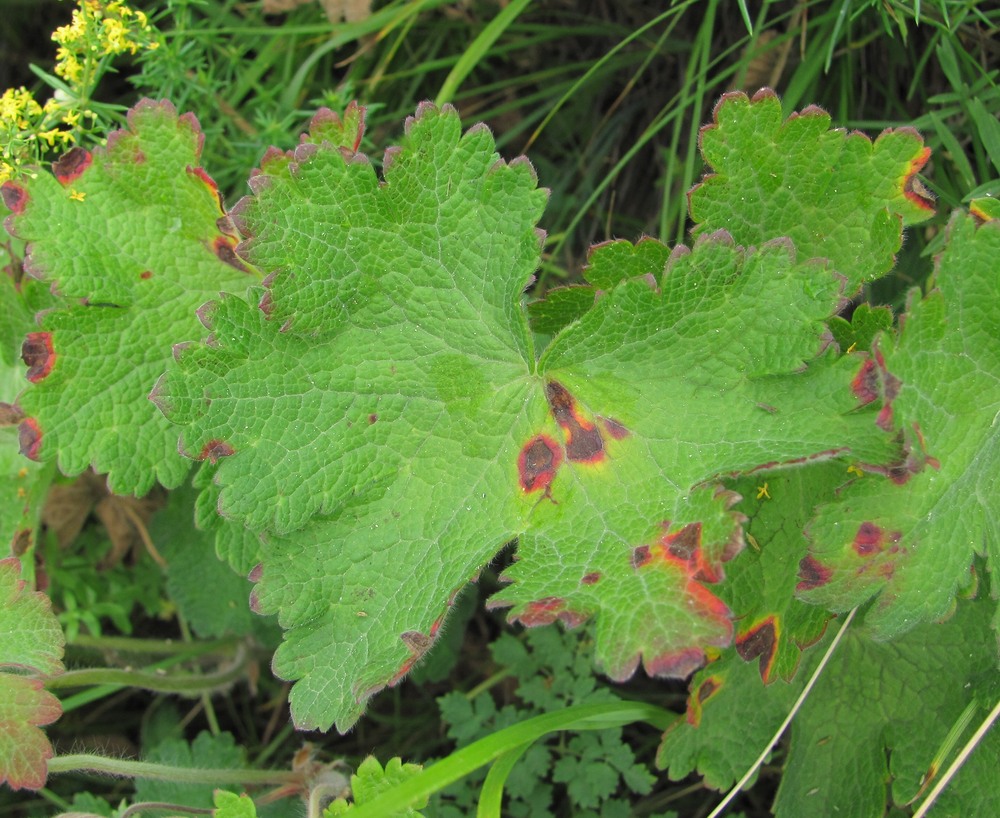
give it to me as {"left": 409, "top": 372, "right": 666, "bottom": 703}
{"left": 0, "top": 100, "right": 258, "bottom": 495}
{"left": 719, "top": 467, "right": 836, "bottom": 684}
{"left": 800, "top": 212, "right": 1000, "bottom": 638}
{"left": 0, "top": 557, "right": 64, "bottom": 790}
{"left": 156, "top": 101, "right": 905, "bottom": 731}
{"left": 659, "top": 596, "right": 1000, "bottom": 817}
{"left": 690, "top": 88, "right": 934, "bottom": 292}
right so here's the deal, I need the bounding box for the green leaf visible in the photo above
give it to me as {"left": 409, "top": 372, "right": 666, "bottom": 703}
{"left": 214, "top": 790, "right": 257, "bottom": 818}
{"left": 657, "top": 646, "right": 802, "bottom": 791}
{"left": 828, "top": 303, "right": 894, "bottom": 354}
{"left": 721, "top": 467, "right": 836, "bottom": 684}
{"left": 156, "top": 102, "right": 902, "bottom": 731}
{"left": 660, "top": 597, "right": 1000, "bottom": 817}
{"left": 135, "top": 731, "right": 246, "bottom": 807}
{"left": 800, "top": 212, "right": 1000, "bottom": 638}
{"left": 151, "top": 481, "right": 278, "bottom": 641}
{"left": 0, "top": 557, "right": 64, "bottom": 791}
{"left": 690, "top": 89, "right": 935, "bottom": 292}
{"left": 0, "top": 557, "right": 64, "bottom": 675}
{"left": 0, "top": 100, "right": 258, "bottom": 495}
{"left": 0, "top": 264, "right": 54, "bottom": 564}
{"left": 773, "top": 597, "right": 1000, "bottom": 817}
{"left": 0, "top": 674, "right": 62, "bottom": 791}
{"left": 325, "top": 756, "right": 427, "bottom": 817}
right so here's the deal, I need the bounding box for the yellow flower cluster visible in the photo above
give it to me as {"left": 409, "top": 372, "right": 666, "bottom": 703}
{"left": 1, "top": 88, "right": 75, "bottom": 184}
{"left": 1, "top": 1, "right": 159, "bottom": 185}
{"left": 52, "top": 0, "right": 158, "bottom": 85}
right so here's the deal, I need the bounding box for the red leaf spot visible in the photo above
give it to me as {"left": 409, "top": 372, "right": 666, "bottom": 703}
{"left": 903, "top": 146, "right": 935, "bottom": 212}
{"left": 52, "top": 146, "right": 92, "bottom": 185}
{"left": 736, "top": 617, "right": 779, "bottom": 682}
{"left": 259, "top": 290, "right": 274, "bottom": 317}
{"left": 22, "top": 332, "right": 55, "bottom": 383}
{"left": 18, "top": 417, "right": 43, "bottom": 461}
{"left": 368, "top": 413, "right": 378, "bottom": 425}
{"left": 851, "top": 358, "right": 879, "bottom": 404}
{"left": 796, "top": 555, "right": 832, "bottom": 591}
{"left": 514, "top": 596, "right": 584, "bottom": 627}
{"left": 631, "top": 544, "right": 651, "bottom": 569}
{"left": 139, "top": 270, "right": 153, "bottom": 280}
{"left": 429, "top": 615, "right": 444, "bottom": 637}
{"left": 686, "top": 675, "right": 722, "bottom": 727}
{"left": 188, "top": 165, "right": 221, "bottom": 207}
{"left": 211, "top": 236, "right": 250, "bottom": 273}
{"left": 853, "top": 521, "right": 885, "bottom": 556}
{"left": 645, "top": 647, "right": 706, "bottom": 679}
{"left": 1, "top": 181, "right": 28, "bottom": 214}
{"left": 580, "top": 572, "right": 601, "bottom": 585}
{"left": 663, "top": 522, "right": 701, "bottom": 562}
{"left": 600, "top": 417, "right": 630, "bottom": 440}
{"left": 198, "top": 439, "right": 235, "bottom": 463}
{"left": 545, "top": 381, "right": 604, "bottom": 463}
{"left": 517, "top": 434, "right": 562, "bottom": 493}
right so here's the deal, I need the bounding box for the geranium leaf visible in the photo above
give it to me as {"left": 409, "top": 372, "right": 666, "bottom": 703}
{"left": 156, "top": 101, "right": 903, "bottom": 731}
{"left": 659, "top": 596, "right": 1000, "bottom": 817}
{"left": 719, "top": 467, "right": 837, "bottom": 684}
{"left": 800, "top": 212, "right": 1000, "bottom": 638}
{"left": 690, "top": 88, "right": 934, "bottom": 292}
{"left": 0, "top": 557, "right": 64, "bottom": 791}
{"left": 0, "top": 100, "right": 258, "bottom": 495}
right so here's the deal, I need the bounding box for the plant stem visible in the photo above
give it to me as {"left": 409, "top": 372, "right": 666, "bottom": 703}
{"left": 46, "top": 643, "right": 249, "bottom": 694}
{"left": 69, "top": 633, "right": 238, "bottom": 656}
{"left": 46, "top": 754, "right": 298, "bottom": 787}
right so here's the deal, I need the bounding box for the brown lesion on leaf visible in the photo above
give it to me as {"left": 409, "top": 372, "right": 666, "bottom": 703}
{"left": 390, "top": 629, "right": 436, "bottom": 686}
{"left": 18, "top": 417, "right": 43, "bottom": 461}
{"left": 736, "top": 616, "right": 780, "bottom": 682}
{"left": 198, "top": 439, "right": 235, "bottom": 463}
{"left": 796, "top": 554, "right": 832, "bottom": 591}
{"left": 545, "top": 380, "right": 604, "bottom": 463}
{"left": 0, "top": 181, "right": 29, "bottom": 214}
{"left": 511, "top": 596, "right": 587, "bottom": 628}
{"left": 645, "top": 646, "right": 709, "bottom": 679}
{"left": 12, "top": 528, "right": 32, "bottom": 557}
{"left": 599, "top": 417, "right": 630, "bottom": 440}
{"left": 22, "top": 332, "right": 56, "bottom": 383}
{"left": 210, "top": 236, "right": 251, "bottom": 273}
{"left": 580, "top": 571, "right": 601, "bottom": 585}
{"left": 52, "top": 147, "right": 93, "bottom": 186}
{"left": 901, "top": 145, "right": 935, "bottom": 213}
{"left": 685, "top": 674, "right": 723, "bottom": 727}
{"left": 187, "top": 165, "right": 225, "bottom": 213}
{"left": 852, "top": 521, "right": 902, "bottom": 556}
{"left": 517, "top": 434, "right": 561, "bottom": 494}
